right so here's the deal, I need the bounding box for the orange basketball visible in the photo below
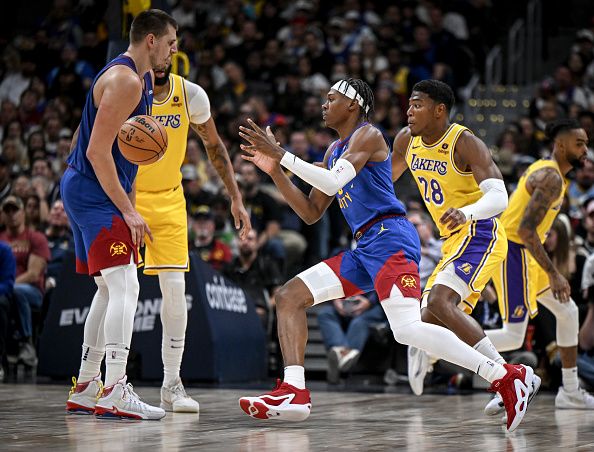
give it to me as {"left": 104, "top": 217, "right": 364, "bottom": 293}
{"left": 117, "top": 115, "right": 167, "bottom": 165}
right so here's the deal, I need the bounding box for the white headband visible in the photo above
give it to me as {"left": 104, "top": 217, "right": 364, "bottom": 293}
{"left": 331, "top": 80, "right": 370, "bottom": 113}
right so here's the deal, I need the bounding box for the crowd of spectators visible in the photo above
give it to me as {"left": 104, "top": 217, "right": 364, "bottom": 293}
{"left": 1, "top": 0, "right": 594, "bottom": 389}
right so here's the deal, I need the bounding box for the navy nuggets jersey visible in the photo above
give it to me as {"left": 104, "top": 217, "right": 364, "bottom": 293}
{"left": 327, "top": 123, "right": 406, "bottom": 234}
{"left": 67, "top": 54, "right": 153, "bottom": 193}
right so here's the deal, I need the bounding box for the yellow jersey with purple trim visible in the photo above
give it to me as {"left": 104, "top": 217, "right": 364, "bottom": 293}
{"left": 405, "top": 123, "right": 483, "bottom": 237}
{"left": 500, "top": 159, "right": 567, "bottom": 244}
{"left": 137, "top": 73, "right": 190, "bottom": 192}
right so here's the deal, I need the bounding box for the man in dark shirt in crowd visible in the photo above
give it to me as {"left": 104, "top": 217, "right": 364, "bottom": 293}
{"left": 189, "top": 205, "right": 232, "bottom": 272}
{"left": 0, "top": 196, "right": 50, "bottom": 366}
{"left": 239, "top": 161, "right": 285, "bottom": 265}
{"left": 223, "top": 228, "right": 283, "bottom": 328}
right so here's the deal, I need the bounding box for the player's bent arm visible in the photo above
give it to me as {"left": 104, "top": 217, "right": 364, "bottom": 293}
{"left": 456, "top": 132, "right": 508, "bottom": 220}
{"left": 268, "top": 167, "right": 334, "bottom": 225}
{"left": 86, "top": 68, "right": 142, "bottom": 215}
{"left": 391, "top": 127, "right": 412, "bottom": 182}
{"left": 517, "top": 168, "right": 563, "bottom": 275}
{"left": 280, "top": 126, "right": 382, "bottom": 197}
{"left": 190, "top": 119, "right": 241, "bottom": 200}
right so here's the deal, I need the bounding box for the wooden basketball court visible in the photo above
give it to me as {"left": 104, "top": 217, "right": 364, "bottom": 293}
{"left": 1, "top": 383, "right": 593, "bottom": 451}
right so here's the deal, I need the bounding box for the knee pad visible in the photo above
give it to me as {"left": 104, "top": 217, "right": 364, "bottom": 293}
{"left": 94, "top": 276, "right": 109, "bottom": 298}
{"left": 159, "top": 272, "right": 187, "bottom": 319}
{"left": 100, "top": 263, "right": 139, "bottom": 299}
{"left": 556, "top": 300, "right": 579, "bottom": 347}
{"left": 504, "top": 323, "right": 527, "bottom": 350}
{"left": 381, "top": 292, "right": 421, "bottom": 344}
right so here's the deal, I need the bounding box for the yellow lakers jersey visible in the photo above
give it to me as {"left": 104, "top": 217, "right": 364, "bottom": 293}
{"left": 405, "top": 123, "right": 482, "bottom": 237}
{"left": 137, "top": 73, "right": 190, "bottom": 192}
{"left": 501, "top": 159, "right": 567, "bottom": 244}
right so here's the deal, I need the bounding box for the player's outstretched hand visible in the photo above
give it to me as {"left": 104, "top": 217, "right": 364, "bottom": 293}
{"left": 239, "top": 119, "right": 284, "bottom": 162}
{"left": 439, "top": 207, "right": 467, "bottom": 230}
{"left": 123, "top": 209, "right": 153, "bottom": 248}
{"left": 240, "top": 125, "right": 283, "bottom": 174}
{"left": 231, "top": 198, "right": 252, "bottom": 240}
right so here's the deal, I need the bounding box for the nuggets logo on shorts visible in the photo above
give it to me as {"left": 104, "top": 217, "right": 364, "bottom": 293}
{"left": 457, "top": 262, "right": 473, "bottom": 275}
{"left": 512, "top": 306, "right": 525, "bottom": 319}
{"left": 110, "top": 241, "right": 128, "bottom": 257}
{"left": 401, "top": 275, "right": 417, "bottom": 289}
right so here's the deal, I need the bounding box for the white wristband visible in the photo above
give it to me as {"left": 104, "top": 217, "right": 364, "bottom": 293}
{"left": 459, "top": 178, "right": 508, "bottom": 221}
{"left": 280, "top": 152, "right": 357, "bottom": 196}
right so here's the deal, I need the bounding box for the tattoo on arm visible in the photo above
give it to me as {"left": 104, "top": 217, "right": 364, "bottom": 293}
{"left": 519, "top": 168, "right": 562, "bottom": 274}
{"left": 194, "top": 123, "right": 238, "bottom": 196}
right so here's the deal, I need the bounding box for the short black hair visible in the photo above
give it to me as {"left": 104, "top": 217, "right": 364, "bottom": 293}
{"left": 412, "top": 79, "right": 455, "bottom": 112}
{"left": 130, "top": 9, "right": 178, "bottom": 44}
{"left": 337, "top": 78, "right": 374, "bottom": 120}
{"left": 545, "top": 118, "right": 582, "bottom": 140}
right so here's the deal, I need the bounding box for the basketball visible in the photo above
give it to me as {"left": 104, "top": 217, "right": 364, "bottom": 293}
{"left": 117, "top": 115, "right": 167, "bottom": 165}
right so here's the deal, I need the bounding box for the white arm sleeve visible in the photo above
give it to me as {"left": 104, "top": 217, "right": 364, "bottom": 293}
{"left": 184, "top": 79, "right": 211, "bottom": 125}
{"left": 459, "top": 178, "right": 508, "bottom": 221}
{"left": 280, "top": 152, "right": 357, "bottom": 196}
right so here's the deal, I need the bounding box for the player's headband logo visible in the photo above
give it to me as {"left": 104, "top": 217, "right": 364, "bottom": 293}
{"left": 331, "top": 80, "right": 370, "bottom": 113}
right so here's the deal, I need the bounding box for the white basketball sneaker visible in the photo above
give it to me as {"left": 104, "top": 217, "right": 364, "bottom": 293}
{"left": 485, "top": 373, "right": 541, "bottom": 418}
{"left": 95, "top": 375, "right": 166, "bottom": 420}
{"left": 555, "top": 387, "right": 594, "bottom": 409}
{"left": 161, "top": 379, "right": 200, "bottom": 413}
{"left": 66, "top": 375, "right": 103, "bottom": 415}
{"left": 407, "top": 346, "right": 430, "bottom": 396}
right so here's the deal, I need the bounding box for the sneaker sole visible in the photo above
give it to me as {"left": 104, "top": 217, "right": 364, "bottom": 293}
{"left": 66, "top": 401, "right": 95, "bottom": 415}
{"left": 95, "top": 405, "right": 165, "bottom": 420}
{"left": 507, "top": 366, "right": 534, "bottom": 433}
{"left": 239, "top": 398, "right": 311, "bottom": 422}
{"left": 160, "top": 401, "right": 200, "bottom": 413}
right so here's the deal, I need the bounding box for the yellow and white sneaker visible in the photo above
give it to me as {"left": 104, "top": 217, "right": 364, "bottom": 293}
{"left": 66, "top": 375, "right": 103, "bottom": 415}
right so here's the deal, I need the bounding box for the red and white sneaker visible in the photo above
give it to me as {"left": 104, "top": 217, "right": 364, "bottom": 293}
{"left": 66, "top": 375, "right": 103, "bottom": 415}
{"left": 488, "top": 364, "right": 534, "bottom": 432}
{"left": 239, "top": 379, "right": 311, "bottom": 421}
{"left": 95, "top": 375, "right": 166, "bottom": 420}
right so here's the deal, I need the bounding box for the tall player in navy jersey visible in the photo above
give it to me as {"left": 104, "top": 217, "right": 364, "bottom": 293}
{"left": 238, "top": 79, "right": 534, "bottom": 432}
{"left": 63, "top": 10, "right": 177, "bottom": 420}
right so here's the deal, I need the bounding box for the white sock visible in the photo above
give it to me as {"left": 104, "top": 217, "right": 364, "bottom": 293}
{"left": 477, "top": 359, "right": 507, "bottom": 383}
{"left": 562, "top": 367, "right": 579, "bottom": 392}
{"left": 105, "top": 343, "right": 129, "bottom": 387}
{"left": 78, "top": 344, "right": 104, "bottom": 383}
{"left": 474, "top": 336, "right": 506, "bottom": 365}
{"left": 162, "top": 335, "right": 184, "bottom": 387}
{"left": 284, "top": 365, "right": 306, "bottom": 389}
